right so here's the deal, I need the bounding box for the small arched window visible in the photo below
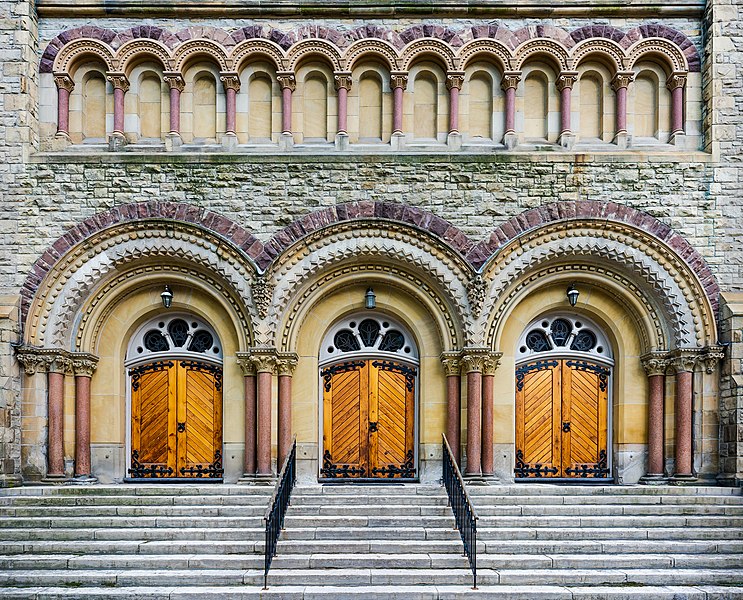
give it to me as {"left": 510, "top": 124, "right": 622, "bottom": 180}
{"left": 126, "top": 314, "right": 222, "bottom": 366}
{"left": 517, "top": 314, "right": 613, "bottom": 364}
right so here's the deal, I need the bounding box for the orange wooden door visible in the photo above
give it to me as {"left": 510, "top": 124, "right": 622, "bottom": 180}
{"left": 321, "top": 359, "right": 416, "bottom": 479}
{"left": 515, "top": 359, "right": 609, "bottom": 478}
{"left": 130, "top": 360, "right": 223, "bottom": 479}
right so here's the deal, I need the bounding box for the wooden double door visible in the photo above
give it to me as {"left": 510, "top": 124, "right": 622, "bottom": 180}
{"left": 129, "top": 359, "right": 223, "bottom": 479}
{"left": 321, "top": 359, "right": 416, "bottom": 479}
{"left": 515, "top": 359, "right": 610, "bottom": 479}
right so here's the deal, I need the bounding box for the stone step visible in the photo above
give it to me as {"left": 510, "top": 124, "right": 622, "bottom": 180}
{"left": 475, "top": 515, "right": 743, "bottom": 527}
{"left": 474, "top": 504, "right": 743, "bottom": 516}
{"left": 465, "top": 485, "right": 742, "bottom": 497}
{"left": 0, "top": 516, "right": 265, "bottom": 528}
{"left": 0, "top": 494, "right": 271, "bottom": 507}
{"left": 0, "top": 527, "right": 264, "bottom": 541}
{"left": 285, "top": 505, "right": 453, "bottom": 516}
{"left": 479, "top": 526, "right": 743, "bottom": 540}
{"left": 291, "top": 495, "right": 450, "bottom": 506}
{"left": 0, "top": 505, "right": 267, "bottom": 517}
{"left": 480, "top": 539, "right": 743, "bottom": 554}
{"left": 0, "top": 540, "right": 260, "bottom": 555}
{"left": 283, "top": 527, "right": 461, "bottom": 541}
{"left": 0, "top": 485, "right": 274, "bottom": 497}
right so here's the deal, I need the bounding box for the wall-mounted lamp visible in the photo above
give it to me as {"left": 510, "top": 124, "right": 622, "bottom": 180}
{"left": 566, "top": 284, "right": 579, "bottom": 307}
{"left": 161, "top": 285, "right": 173, "bottom": 309}
{"left": 365, "top": 288, "right": 376, "bottom": 310}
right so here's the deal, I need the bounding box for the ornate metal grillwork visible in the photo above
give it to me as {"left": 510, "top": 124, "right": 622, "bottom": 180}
{"left": 128, "top": 450, "right": 174, "bottom": 478}
{"left": 321, "top": 361, "right": 365, "bottom": 391}
{"left": 358, "top": 319, "right": 380, "bottom": 346}
{"left": 525, "top": 330, "right": 550, "bottom": 352}
{"left": 180, "top": 360, "right": 223, "bottom": 391}
{"left": 320, "top": 450, "right": 365, "bottom": 478}
{"left": 128, "top": 360, "right": 174, "bottom": 391}
{"left": 379, "top": 330, "right": 405, "bottom": 352}
{"left": 168, "top": 318, "right": 189, "bottom": 347}
{"left": 179, "top": 450, "right": 224, "bottom": 478}
{"left": 143, "top": 330, "right": 169, "bottom": 352}
{"left": 371, "top": 450, "right": 415, "bottom": 478}
{"left": 371, "top": 360, "right": 416, "bottom": 391}
{"left": 550, "top": 318, "right": 572, "bottom": 346}
{"left": 566, "top": 360, "right": 609, "bottom": 391}
{"left": 515, "top": 360, "right": 559, "bottom": 391}
{"left": 514, "top": 449, "right": 559, "bottom": 477}
{"left": 333, "top": 329, "right": 360, "bottom": 352}
{"left": 570, "top": 330, "right": 597, "bottom": 352}
{"left": 565, "top": 450, "right": 610, "bottom": 478}
{"left": 188, "top": 330, "right": 214, "bottom": 353}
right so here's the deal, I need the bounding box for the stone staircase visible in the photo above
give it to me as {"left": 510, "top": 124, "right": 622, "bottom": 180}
{"left": 0, "top": 482, "right": 741, "bottom": 598}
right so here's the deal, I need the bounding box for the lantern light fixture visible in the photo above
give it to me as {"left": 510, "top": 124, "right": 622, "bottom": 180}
{"left": 566, "top": 284, "right": 579, "bottom": 307}
{"left": 161, "top": 285, "right": 173, "bottom": 309}
{"left": 365, "top": 288, "right": 376, "bottom": 310}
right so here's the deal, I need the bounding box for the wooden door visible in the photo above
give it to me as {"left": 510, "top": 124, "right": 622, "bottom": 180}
{"left": 130, "top": 359, "right": 223, "bottom": 479}
{"left": 515, "top": 359, "right": 609, "bottom": 479}
{"left": 321, "top": 359, "right": 416, "bottom": 479}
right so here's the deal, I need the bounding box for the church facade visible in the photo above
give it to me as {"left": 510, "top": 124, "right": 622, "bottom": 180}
{"left": 0, "top": 0, "right": 741, "bottom": 487}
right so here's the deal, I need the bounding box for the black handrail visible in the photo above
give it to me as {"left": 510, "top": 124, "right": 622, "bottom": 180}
{"left": 442, "top": 433, "right": 478, "bottom": 589}
{"left": 263, "top": 437, "right": 297, "bottom": 589}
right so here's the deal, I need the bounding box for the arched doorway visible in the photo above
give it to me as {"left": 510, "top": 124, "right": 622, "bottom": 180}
{"left": 514, "top": 314, "right": 613, "bottom": 481}
{"left": 125, "top": 314, "right": 224, "bottom": 481}
{"left": 318, "top": 313, "right": 419, "bottom": 480}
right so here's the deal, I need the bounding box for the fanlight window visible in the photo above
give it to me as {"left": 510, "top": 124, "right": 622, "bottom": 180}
{"left": 127, "top": 314, "right": 222, "bottom": 365}
{"left": 517, "top": 314, "right": 612, "bottom": 363}
{"left": 320, "top": 313, "right": 418, "bottom": 365}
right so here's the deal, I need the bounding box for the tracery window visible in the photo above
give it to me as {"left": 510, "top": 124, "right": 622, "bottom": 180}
{"left": 517, "top": 314, "right": 612, "bottom": 363}
{"left": 127, "top": 314, "right": 222, "bottom": 365}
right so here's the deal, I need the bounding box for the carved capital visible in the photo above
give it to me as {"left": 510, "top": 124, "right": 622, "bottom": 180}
{"left": 53, "top": 73, "right": 75, "bottom": 92}
{"left": 390, "top": 72, "right": 408, "bottom": 91}
{"left": 467, "top": 274, "right": 487, "bottom": 319}
{"left": 666, "top": 72, "right": 687, "bottom": 91}
{"left": 641, "top": 352, "right": 670, "bottom": 377}
{"left": 556, "top": 71, "right": 579, "bottom": 92}
{"left": 276, "top": 352, "right": 299, "bottom": 376}
{"left": 482, "top": 352, "right": 503, "bottom": 376}
{"left": 460, "top": 348, "right": 490, "bottom": 374}
{"left": 71, "top": 353, "right": 99, "bottom": 377}
{"left": 236, "top": 352, "right": 257, "bottom": 376}
{"left": 15, "top": 346, "right": 74, "bottom": 375}
{"left": 611, "top": 71, "right": 635, "bottom": 92}
{"left": 247, "top": 348, "right": 278, "bottom": 374}
{"left": 670, "top": 348, "right": 703, "bottom": 373}
{"left": 106, "top": 72, "right": 130, "bottom": 92}
{"left": 445, "top": 71, "right": 466, "bottom": 91}
{"left": 163, "top": 72, "right": 185, "bottom": 92}
{"left": 440, "top": 351, "right": 461, "bottom": 377}
{"left": 500, "top": 71, "right": 522, "bottom": 91}
{"left": 333, "top": 72, "right": 353, "bottom": 91}
{"left": 276, "top": 72, "right": 296, "bottom": 92}
{"left": 701, "top": 346, "right": 726, "bottom": 375}
{"left": 220, "top": 72, "right": 241, "bottom": 92}
{"left": 251, "top": 276, "right": 273, "bottom": 320}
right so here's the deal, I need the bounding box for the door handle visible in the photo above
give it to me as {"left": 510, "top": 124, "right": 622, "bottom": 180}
{"left": 177, "top": 422, "right": 186, "bottom": 433}
{"left": 562, "top": 421, "right": 571, "bottom": 433}
{"left": 369, "top": 421, "right": 378, "bottom": 432}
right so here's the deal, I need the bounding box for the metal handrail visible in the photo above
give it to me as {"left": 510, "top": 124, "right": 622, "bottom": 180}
{"left": 262, "top": 437, "right": 297, "bottom": 589}
{"left": 442, "top": 433, "right": 478, "bottom": 589}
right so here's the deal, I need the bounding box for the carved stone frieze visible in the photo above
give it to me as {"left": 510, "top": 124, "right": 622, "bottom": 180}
{"left": 15, "top": 346, "right": 64, "bottom": 376}
{"left": 251, "top": 276, "right": 273, "bottom": 320}
{"left": 670, "top": 348, "right": 704, "bottom": 373}
{"left": 467, "top": 274, "right": 487, "bottom": 319}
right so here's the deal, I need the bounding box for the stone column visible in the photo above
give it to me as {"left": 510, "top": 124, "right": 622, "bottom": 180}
{"left": 390, "top": 72, "right": 408, "bottom": 144}
{"left": 46, "top": 355, "right": 69, "bottom": 479}
{"left": 611, "top": 71, "right": 634, "bottom": 149}
{"left": 446, "top": 72, "right": 465, "bottom": 149}
{"left": 461, "top": 350, "right": 486, "bottom": 477}
{"left": 252, "top": 350, "right": 277, "bottom": 478}
{"left": 220, "top": 72, "right": 240, "bottom": 149}
{"left": 333, "top": 72, "right": 352, "bottom": 134}
{"left": 440, "top": 352, "right": 461, "bottom": 464}
{"left": 666, "top": 72, "right": 687, "bottom": 146}
{"left": 501, "top": 71, "right": 521, "bottom": 149}
{"left": 72, "top": 354, "right": 98, "bottom": 480}
{"left": 556, "top": 71, "right": 578, "bottom": 149}
{"left": 277, "top": 72, "right": 296, "bottom": 150}
{"left": 640, "top": 353, "right": 668, "bottom": 481}
{"left": 277, "top": 354, "right": 298, "bottom": 468}
{"left": 106, "top": 72, "right": 130, "bottom": 146}
{"left": 481, "top": 352, "right": 502, "bottom": 477}
{"left": 53, "top": 73, "right": 74, "bottom": 140}
{"left": 163, "top": 73, "right": 184, "bottom": 151}
{"left": 672, "top": 352, "right": 697, "bottom": 480}
{"left": 236, "top": 353, "right": 257, "bottom": 476}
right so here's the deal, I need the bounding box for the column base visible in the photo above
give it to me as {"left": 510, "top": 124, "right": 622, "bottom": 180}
{"left": 613, "top": 131, "right": 630, "bottom": 150}
{"left": 669, "top": 474, "right": 698, "bottom": 485}
{"left": 40, "top": 474, "right": 67, "bottom": 484}
{"left": 108, "top": 133, "right": 127, "bottom": 152}
{"left": 447, "top": 132, "right": 462, "bottom": 151}
{"left": 558, "top": 131, "right": 577, "bottom": 150}
{"left": 70, "top": 475, "right": 98, "bottom": 485}
{"left": 669, "top": 132, "right": 687, "bottom": 148}
{"left": 463, "top": 473, "right": 490, "bottom": 485}
{"left": 239, "top": 473, "right": 275, "bottom": 485}
{"left": 51, "top": 132, "right": 73, "bottom": 151}
{"left": 279, "top": 132, "right": 294, "bottom": 151}
{"left": 638, "top": 474, "right": 669, "bottom": 485}
{"left": 165, "top": 133, "right": 182, "bottom": 151}
{"left": 503, "top": 132, "right": 518, "bottom": 150}
{"left": 335, "top": 132, "right": 350, "bottom": 151}
{"left": 390, "top": 132, "right": 405, "bottom": 151}
{"left": 221, "top": 132, "right": 238, "bottom": 151}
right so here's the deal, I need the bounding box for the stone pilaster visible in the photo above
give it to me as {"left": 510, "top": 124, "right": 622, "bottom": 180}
{"left": 440, "top": 351, "right": 461, "bottom": 465}
{"left": 556, "top": 71, "right": 578, "bottom": 149}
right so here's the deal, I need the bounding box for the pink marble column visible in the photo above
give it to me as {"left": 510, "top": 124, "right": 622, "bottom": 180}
{"left": 611, "top": 72, "right": 634, "bottom": 136}
{"left": 220, "top": 73, "right": 240, "bottom": 135}
{"left": 480, "top": 353, "right": 500, "bottom": 477}
{"left": 277, "top": 355, "right": 298, "bottom": 468}
{"left": 238, "top": 356, "right": 257, "bottom": 475}
{"left": 107, "top": 73, "right": 130, "bottom": 136}
{"left": 667, "top": 73, "right": 687, "bottom": 136}
{"left": 54, "top": 74, "right": 74, "bottom": 137}
{"left": 441, "top": 353, "right": 461, "bottom": 464}
{"left": 253, "top": 353, "right": 276, "bottom": 477}
{"left": 163, "top": 73, "right": 185, "bottom": 135}
{"left": 673, "top": 355, "right": 695, "bottom": 478}
{"left": 390, "top": 72, "right": 408, "bottom": 135}
{"left": 641, "top": 354, "right": 667, "bottom": 479}
{"left": 334, "top": 73, "right": 352, "bottom": 135}
{"left": 462, "top": 353, "right": 485, "bottom": 476}
{"left": 501, "top": 72, "right": 521, "bottom": 135}
{"left": 72, "top": 355, "right": 97, "bottom": 479}
{"left": 556, "top": 72, "right": 578, "bottom": 137}
{"left": 446, "top": 72, "right": 465, "bottom": 134}
{"left": 47, "top": 367, "right": 66, "bottom": 479}
{"left": 277, "top": 73, "right": 296, "bottom": 135}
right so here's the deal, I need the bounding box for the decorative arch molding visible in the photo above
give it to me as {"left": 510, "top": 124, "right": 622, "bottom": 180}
{"left": 345, "top": 39, "right": 400, "bottom": 71}
{"left": 230, "top": 39, "right": 286, "bottom": 72}
{"left": 41, "top": 23, "right": 700, "bottom": 75}
{"left": 52, "top": 38, "right": 115, "bottom": 74}
{"left": 25, "top": 222, "right": 257, "bottom": 352}
{"left": 457, "top": 39, "right": 511, "bottom": 72}
{"left": 401, "top": 38, "right": 458, "bottom": 71}
{"left": 172, "top": 39, "right": 230, "bottom": 72}
{"left": 21, "top": 202, "right": 262, "bottom": 334}
{"left": 513, "top": 39, "right": 570, "bottom": 71}
{"left": 117, "top": 39, "right": 172, "bottom": 74}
